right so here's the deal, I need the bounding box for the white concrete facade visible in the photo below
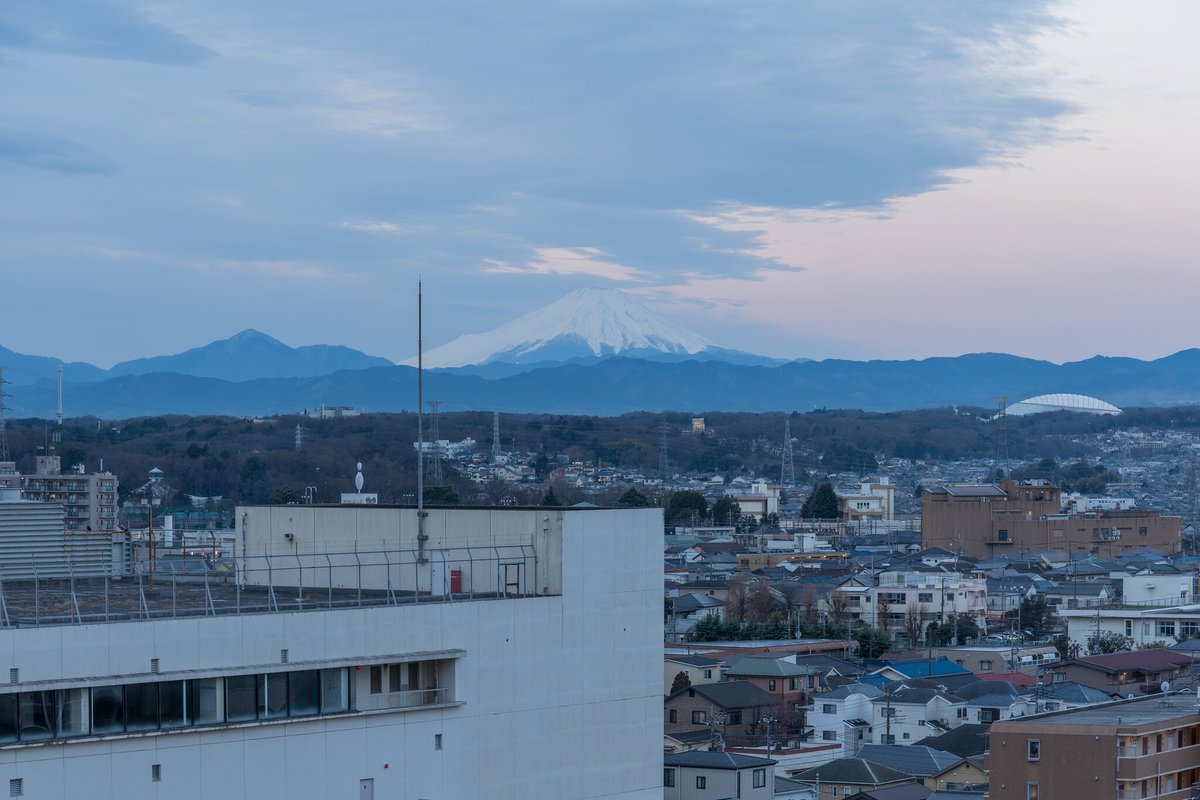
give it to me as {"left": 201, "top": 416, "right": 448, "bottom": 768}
{"left": 0, "top": 506, "right": 663, "bottom": 799}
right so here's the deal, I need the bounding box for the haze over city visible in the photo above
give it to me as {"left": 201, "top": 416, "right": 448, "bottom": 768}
{"left": 2, "top": 0, "right": 1197, "bottom": 365}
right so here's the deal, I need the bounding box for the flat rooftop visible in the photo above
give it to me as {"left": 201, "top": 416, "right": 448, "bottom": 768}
{"left": 1007, "top": 692, "right": 1200, "bottom": 728}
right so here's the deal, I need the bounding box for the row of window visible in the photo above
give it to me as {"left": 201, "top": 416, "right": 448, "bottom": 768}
{"left": 663, "top": 768, "right": 766, "bottom": 789}
{"left": 0, "top": 668, "right": 352, "bottom": 744}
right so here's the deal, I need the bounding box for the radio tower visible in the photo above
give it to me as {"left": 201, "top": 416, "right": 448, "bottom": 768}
{"left": 780, "top": 419, "right": 795, "bottom": 486}
{"left": 491, "top": 411, "right": 501, "bottom": 464}
{"left": 995, "top": 395, "right": 1010, "bottom": 478}
{"left": 659, "top": 420, "right": 670, "bottom": 482}
{"left": 428, "top": 400, "right": 443, "bottom": 484}
{"left": 0, "top": 367, "right": 9, "bottom": 462}
{"left": 56, "top": 363, "right": 64, "bottom": 426}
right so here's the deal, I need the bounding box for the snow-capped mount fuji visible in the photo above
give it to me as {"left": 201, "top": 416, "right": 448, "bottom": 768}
{"left": 411, "top": 288, "right": 771, "bottom": 370}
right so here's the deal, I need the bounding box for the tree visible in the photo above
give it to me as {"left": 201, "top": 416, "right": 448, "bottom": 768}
{"left": 424, "top": 485, "right": 459, "bottom": 505}
{"left": 665, "top": 491, "right": 708, "bottom": 525}
{"left": 926, "top": 613, "right": 980, "bottom": 646}
{"left": 747, "top": 580, "right": 778, "bottom": 622}
{"left": 725, "top": 577, "right": 751, "bottom": 624}
{"left": 903, "top": 604, "right": 928, "bottom": 645}
{"left": 1007, "top": 595, "right": 1056, "bottom": 638}
{"left": 876, "top": 596, "right": 893, "bottom": 634}
{"left": 800, "top": 481, "right": 840, "bottom": 520}
{"left": 540, "top": 486, "right": 561, "bottom": 506}
{"left": 669, "top": 670, "right": 691, "bottom": 694}
{"left": 1088, "top": 631, "right": 1130, "bottom": 654}
{"left": 617, "top": 487, "right": 650, "bottom": 507}
{"left": 711, "top": 495, "right": 742, "bottom": 526}
{"left": 855, "top": 625, "right": 893, "bottom": 658}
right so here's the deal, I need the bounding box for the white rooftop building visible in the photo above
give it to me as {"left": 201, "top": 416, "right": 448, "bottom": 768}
{"left": 0, "top": 504, "right": 663, "bottom": 799}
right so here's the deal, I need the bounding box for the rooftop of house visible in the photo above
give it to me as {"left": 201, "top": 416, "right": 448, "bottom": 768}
{"left": 791, "top": 758, "right": 912, "bottom": 787}
{"left": 663, "top": 750, "right": 776, "bottom": 770}
{"left": 855, "top": 744, "right": 962, "bottom": 777}
{"left": 847, "top": 784, "right": 933, "bottom": 800}
{"left": 724, "top": 656, "right": 821, "bottom": 678}
{"left": 914, "top": 724, "right": 989, "bottom": 757}
{"left": 667, "top": 680, "right": 777, "bottom": 710}
{"left": 1063, "top": 648, "right": 1197, "bottom": 674}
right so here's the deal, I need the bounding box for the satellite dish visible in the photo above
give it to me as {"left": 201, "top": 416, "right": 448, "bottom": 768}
{"left": 1161, "top": 681, "right": 1171, "bottom": 694}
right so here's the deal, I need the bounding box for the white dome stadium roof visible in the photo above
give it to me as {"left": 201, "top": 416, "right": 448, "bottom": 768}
{"left": 1006, "top": 393, "right": 1121, "bottom": 416}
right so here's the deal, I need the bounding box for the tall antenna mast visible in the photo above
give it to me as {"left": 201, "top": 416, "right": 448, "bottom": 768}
{"left": 56, "top": 363, "right": 64, "bottom": 426}
{"left": 416, "top": 282, "right": 428, "bottom": 563}
{"left": 0, "top": 367, "right": 10, "bottom": 463}
{"left": 996, "top": 395, "right": 1009, "bottom": 478}
{"left": 491, "top": 411, "right": 501, "bottom": 465}
{"left": 781, "top": 418, "right": 795, "bottom": 486}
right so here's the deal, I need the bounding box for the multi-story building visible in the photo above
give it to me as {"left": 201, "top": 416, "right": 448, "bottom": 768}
{"left": 988, "top": 692, "right": 1200, "bottom": 800}
{"left": 921, "top": 481, "right": 1180, "bottom": 559}
{"left": 18, "top": 455, "right": 119, "bottom": 533}
{"left": 808, "top": 683, "right": 884, "bottom": 757}
{"left": 832, "top": 570, "right": 987, "bottom": 638}
{"left": 837, "top": 479, "right": 896, "bottom": 522}
{"left": 0, "top": 503, "right": 663, "bottom": 799}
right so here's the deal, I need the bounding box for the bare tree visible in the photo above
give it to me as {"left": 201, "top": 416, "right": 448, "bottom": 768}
{"left": 826, "top": 591, "right": 849, "bottom": 624}
{"left": 725, "top": 576, "right": 751, "bottom": 624}
{"left": 903, "top": 603, "right": 929, "bottom": 645}
{"left": 747, "top": 580, "right": 777, "bottom": 622}
{"left": 876, "top": 595, "right": 893, "bottom": 634}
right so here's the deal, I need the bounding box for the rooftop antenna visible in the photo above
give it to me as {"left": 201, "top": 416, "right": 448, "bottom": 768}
{"left": 491, "top": 411, "right": 501, "bottom": 465}
{"left": 781, "top": 418, "right": 795, "bottom": 487}
{"left": 416, "top": 281, "right": 428, "bottom": 563}
{"left": 0, "top": 367, "right": 10, "bottom": 462}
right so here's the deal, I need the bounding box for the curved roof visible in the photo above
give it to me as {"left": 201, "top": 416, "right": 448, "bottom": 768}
{"left": 1007, "top": 393, "right": 1121, "bottom": 416}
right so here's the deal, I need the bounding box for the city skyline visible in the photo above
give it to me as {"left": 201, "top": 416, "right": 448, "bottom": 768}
{"left": 2, "top": 0, "right": 1197, "bottom": 366}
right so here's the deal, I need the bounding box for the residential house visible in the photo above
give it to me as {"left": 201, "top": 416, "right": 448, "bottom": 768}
{"left": 1050, "top": 649, "right": 1198, "bottom": 695}
{"left": 665, "top": 681, "right": 780, "bottom": 741}
{"left": 663, "top": 751, "right": 775, "bottom": 800}
{"left": 724, "top": 656, "right": 820, "bottom": 719}
{"left": 955, "top": 680, "right": 1034, "bottom": 724}
{"left": 808, "top": 683, "right": 885, "bottom": 758}
{"left": 935, "top": 645, "right": 1060, "bottom": 676}
{"left": 855, "top": 745, "right": 961, "bottom": 781}
{"left": 845, "top": 785, "right": 933, "bottom": 800}
{"left": 790, "top": 759, "right": 913, "bottom": 799}
{"left": 1043, "top": 580, "right": 1113, "bottom": 610}
{"left": 914, "top": 725, "right": 988, "bottom": 759}
{"left": 664, "top": 654, "right": 723, "bottom": 695}
{"left": 870, "top": 685, "right": 969, "bottom": 744}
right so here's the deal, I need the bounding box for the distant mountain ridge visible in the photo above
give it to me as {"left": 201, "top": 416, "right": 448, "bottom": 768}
{"left": 18, "top": 348, "right": 1200, "bottom": 418}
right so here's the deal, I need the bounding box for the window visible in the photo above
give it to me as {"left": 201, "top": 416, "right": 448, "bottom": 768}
{"left": 998, "top": 529, "right": 1010, "bottom": 542}
{"left": 0, "top": 695, "right": 17, "bottom": 744}
{"left": 1139, "top": 527, "right": 1148, "bottom": 537}
{"left": 259, "top": 673, "right": 288, "bottom": 719}
{"left": 225, "top": 675, "right": 257, "bottom": 722}
{"left": 434, "top": 733, "right": 442, "bottom": 750}
{"left": 389, "top": 664, "right": 403, "bottom": 693}
{"left": 192, "top": 678, "right": 223, "bottom": 724}
{"left": 159, "top": 681, "right": 188, "bottom": 728}
{"left": 92, "top": 685, "right": 125, "bottom": 734}
{"left": 823, "top": 730, "right": 837, "bottom": 740}
{"left": 957, "top": 707, "right": 968, "bottom": 718}
{"left": 903, "top": 732, "right": 910, "bottom": 739}
{"left": 918, "top": 592, "right": 934, "bottom": 603}
{"left": 980, "top": 660, "right": 993, "bottom": 670}
{"left": 880, "top": 707, "right": 896, "bottom": 717}
{"left": 369, "top": 666, "right": 383, "bottom": 695}
{"left": 692, "top": 710, "right": 707, "bottom": 724}
{"left": 288, "top": 670, "right": 319, "bottom": 717}
{"left": 1182, "top": 621, "right": 1200, "bottom": 638}
{"left": 663, "top": 768, "right": 675, "bottom": 788}
{"left": 1027, "top": 782, "right": 1039, "bottom": 800}
{"left": 703, "top": 669, "right": 712, "bottom": 679}
{"left": 125, "top": 682, "right": 160, "bottom": 732}
{"left": 1027, "top": 739, "right": 1040, "bottom": 761}
{"left": 881, "top": 734, "right": 895, "bottom": 744}
{"left": 1158, "top": 620, "right": 1176, "bottom": 638}
{"left": 320, "top": 668, "right": 349, "bottom": 714}
{"left": 769, "top": 680, "right": 777, "bottom": 691}
{"left": 844, "top": 786, "right": 851, "bottom": 796}
{"left": 696, "top": 776, "right": 706, "bottom": 789}
{"left": 823, "top": 704, "right": 837, "bottom": 714}
{"left": 789, "top": 677, "right": 798, "bottom": 691}
{"left": 753, "top": 767, "right": 766, "bottom": 788}
{"left": 1126, "top": 619, "right": 1134, "bottom": 637}
{"left": 668, "top": 709, "right": 678, "bottom": 724}
{"left": 727, "top": 711, "right": 742, "bottom": 726}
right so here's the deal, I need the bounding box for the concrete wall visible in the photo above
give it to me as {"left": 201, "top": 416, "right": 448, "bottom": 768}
{"left": 0, "top": 506, "right": 664, "bottom": 800}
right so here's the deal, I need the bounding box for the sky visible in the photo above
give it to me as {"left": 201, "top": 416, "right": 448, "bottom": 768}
{"left": 1, "top": 0, "right": 1197, "bottom": 366}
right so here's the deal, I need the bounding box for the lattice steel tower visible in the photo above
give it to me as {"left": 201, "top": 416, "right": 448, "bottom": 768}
{"left": 659, "top": 420, "right": 670, "bottom": 481}
{"left": 428, "top": 400, "right": 443, "bottom": 484}
{"left": 780, "top": 419, "right": 795, "bottom": 486}
{"left": 491, "top": 411, "right": 501, "bottom": 464}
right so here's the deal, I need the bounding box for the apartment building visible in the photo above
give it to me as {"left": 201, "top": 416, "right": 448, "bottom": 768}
{"left": 0, "top": 504, "right": 663, "bottom": 799}
{"left": 988, "top": 692, "right": 1200, "bottom": 800}
{"left": 832, "top": 570, "right": 987, "bottom": 637}
{"left": 16, "top": 455, "right": 119, "bottom": 533}
{"left": 921, "top": 481, "right": 1180, "bottom": 559}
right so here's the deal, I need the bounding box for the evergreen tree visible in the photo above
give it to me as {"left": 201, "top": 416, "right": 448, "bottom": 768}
{"left": 617, "top": 487, "right": 650, "bottom": 507}
{"left": 711, "top": 495, "right": 741, "bottom": 526}
{"left": 800, "top": 481, "right": 840, "bottom": 520}
{"left": 541, "top": 486, "right": 561, "bottom": 506}
{"left": 669, "top": 670, "right": 691, "bottom": 694}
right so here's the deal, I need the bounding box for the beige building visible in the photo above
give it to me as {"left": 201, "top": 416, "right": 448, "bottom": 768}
{"left": 989, "top": 692, "right": 1200, "bottom": 800}
{"left": 838, "top": 478, "right": 896, "bottom": 522}
{"left": 921, "top": 480, "right": 1180, "bottom": 559}
{"left": 17, "top": 456, "right": 119, "bottom": 533}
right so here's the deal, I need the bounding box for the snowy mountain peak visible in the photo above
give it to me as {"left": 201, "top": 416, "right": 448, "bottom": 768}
{"left": 412, "top": 288, "right": 720, "bottom": 369}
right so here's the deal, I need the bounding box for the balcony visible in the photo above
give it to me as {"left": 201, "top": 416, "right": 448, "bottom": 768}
{"left": 1117, "top": 744, "right": 1200, "bottom": 781}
